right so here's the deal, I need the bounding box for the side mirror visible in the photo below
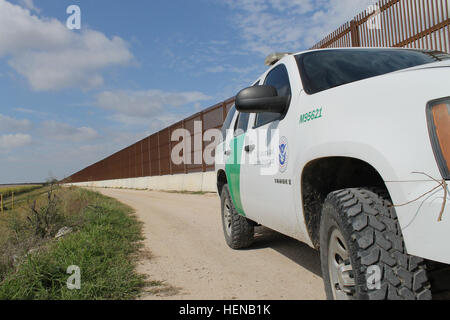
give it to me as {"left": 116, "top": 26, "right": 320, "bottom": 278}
{"left": 235, "top": 85, "right": 288, "bottom": 114}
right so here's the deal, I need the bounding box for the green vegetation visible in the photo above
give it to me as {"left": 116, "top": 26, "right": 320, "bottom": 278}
{"left": 0, "top": 185, "right": 44, "bottom": 214}
{"left": 0, "top": 186, "right": 48, "bottom": 212}
{"left": 0, "top": 186, "right": 146, "bottom": 300}
{"left": 0, "top": 185, "right": 42, "bottom": 195}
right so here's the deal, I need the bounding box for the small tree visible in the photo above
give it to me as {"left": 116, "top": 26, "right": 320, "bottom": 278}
{"left": 27, "top": 183, "right": 62, "bottom": 238}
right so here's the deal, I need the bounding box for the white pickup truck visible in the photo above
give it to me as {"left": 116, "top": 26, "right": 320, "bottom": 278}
{"left": 215, "top": 48, "right": 450, "bottom": 300}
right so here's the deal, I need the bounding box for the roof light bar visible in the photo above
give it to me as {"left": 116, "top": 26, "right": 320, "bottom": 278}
{"left": 264, "top": 52, "right": 292, "bottom": 66}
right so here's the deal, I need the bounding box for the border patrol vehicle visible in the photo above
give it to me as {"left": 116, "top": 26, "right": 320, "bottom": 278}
{"left": 215, "top": 48, "right": 450, "bottom": 300}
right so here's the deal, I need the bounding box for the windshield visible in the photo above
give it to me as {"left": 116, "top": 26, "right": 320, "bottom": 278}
{"left": 296, "top": 49, "right": 450, "bottom": 95}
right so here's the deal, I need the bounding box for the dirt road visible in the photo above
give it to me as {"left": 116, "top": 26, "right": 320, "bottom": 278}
{"left": 98, "top": 188, "right": 325, "bottom": 300}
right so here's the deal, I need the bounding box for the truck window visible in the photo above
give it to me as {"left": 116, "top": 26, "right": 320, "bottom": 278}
{"left": 234, "top": 112, "right": 250, "bottom": 136}
{"left": 296, "top": 49, "right": 450, "bottom": 95}
{"left": 255, "top": 64, "right": 292, "bottom": 128}
{"left": 221, "top": 105, "right": 237, "bottom": 140}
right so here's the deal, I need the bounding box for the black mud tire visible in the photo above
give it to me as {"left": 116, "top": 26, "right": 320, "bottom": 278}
{"left": 320, "top": 188, "right": 432, "bottom": 300}
{"left": 221, "top": 184, "right": 254, "bottom": 249}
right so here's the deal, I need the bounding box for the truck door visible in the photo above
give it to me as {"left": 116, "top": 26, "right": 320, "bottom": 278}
{"left": 240, "top": 64, "right": 298, "bottom": 235}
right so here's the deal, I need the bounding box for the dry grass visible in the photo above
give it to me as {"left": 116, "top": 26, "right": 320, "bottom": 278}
{"left": 0, "top": 185, "right": 42, "bottom": 197}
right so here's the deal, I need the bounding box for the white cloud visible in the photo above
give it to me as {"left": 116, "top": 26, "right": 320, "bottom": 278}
{"left": 0, "top": 0, "right": 133, "bottom": 91}
{"left": 40, "top": 121, "right": 99, "bottom": 142}
{"left": 0, "top": 113, "right": 32, "bottom": 132}
{"left": 96, "top": 89, "right": 211, "bottom": 124}
{"left": 17, "top": 0, "right": 39, "bottom": 12}
{"left": 0, "top": 133, "right": 32, "bottom": 149}
{"left": 223, "top": 0, "right": 373, "bottom": 55}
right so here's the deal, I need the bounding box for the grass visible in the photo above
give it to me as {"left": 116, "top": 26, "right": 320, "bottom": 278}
{"left": 0, "top": 185, "right": 42, "bottom": 196}
{"left": 1, "top": 186, "right": 50, "bottom": 212}
{"left": 0, "top": 185, "right": 43, "bottom": 211}
{"left": 0, "top": 186, "right": 147, "bottom": 300}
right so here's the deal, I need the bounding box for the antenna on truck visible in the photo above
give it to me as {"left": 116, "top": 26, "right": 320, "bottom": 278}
{"left": 264, "top": 52, "right": 292, "bottom": 66}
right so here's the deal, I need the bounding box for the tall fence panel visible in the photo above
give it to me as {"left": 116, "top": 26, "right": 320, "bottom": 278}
{"left": 185, "top": 113, "right": 204, "bottom": 174}
{"left": 311, "top": 0, "right": 450, "bottom": 53}
{"left": 203, "top": 102, "right": 226, "bottom": 172}
{"left": 149, "top": 134, "right": 160, "bottom": 176}
{"left": 159, "top": 128, "right": 171, "bottom": 176}
{"left": 142, "top": 137, "right": 150, "bottom": 177}
{"left": 68, "top": 97, "right": 235, "bottom": 183}
{"left": 171, "top": 121, "right": 186, "bottom": 175}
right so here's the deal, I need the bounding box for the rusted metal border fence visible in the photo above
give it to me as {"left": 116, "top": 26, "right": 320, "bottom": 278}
{"left": 67, "top": 98, "right": 235, "bottom": 183}
{"left": 311, "top": 0, "right": 450, "bottom": 53}
{"left": 68, "top": 0, "right": 450, "bottom": 183}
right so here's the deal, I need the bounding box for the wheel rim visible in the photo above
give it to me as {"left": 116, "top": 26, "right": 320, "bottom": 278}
{"left": 223, "top": 198, "right": 232, "bottom": 237}
{"left": 328, "top": 228, "right": 356, "bottom": 300}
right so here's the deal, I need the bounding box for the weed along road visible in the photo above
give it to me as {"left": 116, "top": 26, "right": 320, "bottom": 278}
{"left": 97, "top": 188, "right": 325, "bottom": 300}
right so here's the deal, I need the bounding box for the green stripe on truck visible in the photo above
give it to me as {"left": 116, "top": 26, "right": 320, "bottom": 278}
{"left": 225, "top": 134, "right": 246, "bottom": 216}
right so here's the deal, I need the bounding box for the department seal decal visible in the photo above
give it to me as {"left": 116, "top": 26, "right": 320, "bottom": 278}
{"left": 279, "top": 136, "right": 288, "bottom": 173}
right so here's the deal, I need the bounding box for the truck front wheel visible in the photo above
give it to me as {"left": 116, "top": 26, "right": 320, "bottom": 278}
{"left": 319, "top": 188, "right": 432, "bottom": 300}
{"left": 221, "top": 184, "right": 254, "bottom": 249}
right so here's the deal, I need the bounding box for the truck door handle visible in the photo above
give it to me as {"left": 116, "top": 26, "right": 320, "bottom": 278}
{"left": 245, "top": 144, "right": 255, "bottom": 152}
{"left": 224, "top": 150, "right": 231, "bottom": 156}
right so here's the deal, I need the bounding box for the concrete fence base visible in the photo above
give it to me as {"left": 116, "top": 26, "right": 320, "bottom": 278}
{"left": 67, "top": 172, "right": 217, "bottom": 193}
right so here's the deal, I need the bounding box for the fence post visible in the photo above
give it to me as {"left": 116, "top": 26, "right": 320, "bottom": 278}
{"left": 350, "top": 20, "right": 360, "bottom": 47}
{"left": 12, "top": 192, "right": 14, "bottom": 210}
{"left": 0, "top": 194, "right": 3, "bottom": 213}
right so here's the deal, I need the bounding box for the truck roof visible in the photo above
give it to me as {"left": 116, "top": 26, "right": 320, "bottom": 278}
{"left": 265, "top": 47, "right": 449, "bottom": 67}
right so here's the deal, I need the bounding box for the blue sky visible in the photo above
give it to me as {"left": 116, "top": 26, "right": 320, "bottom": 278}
{"left": 0, "top": 0, "right": 373, "bottom": 183}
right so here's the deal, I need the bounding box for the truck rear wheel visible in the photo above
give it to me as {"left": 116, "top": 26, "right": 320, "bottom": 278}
{"left": 221, "top": 184, "right": 254, "bottom": 249}
{"left": 319, "top": 188, "right": 432, "bottom": 300}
